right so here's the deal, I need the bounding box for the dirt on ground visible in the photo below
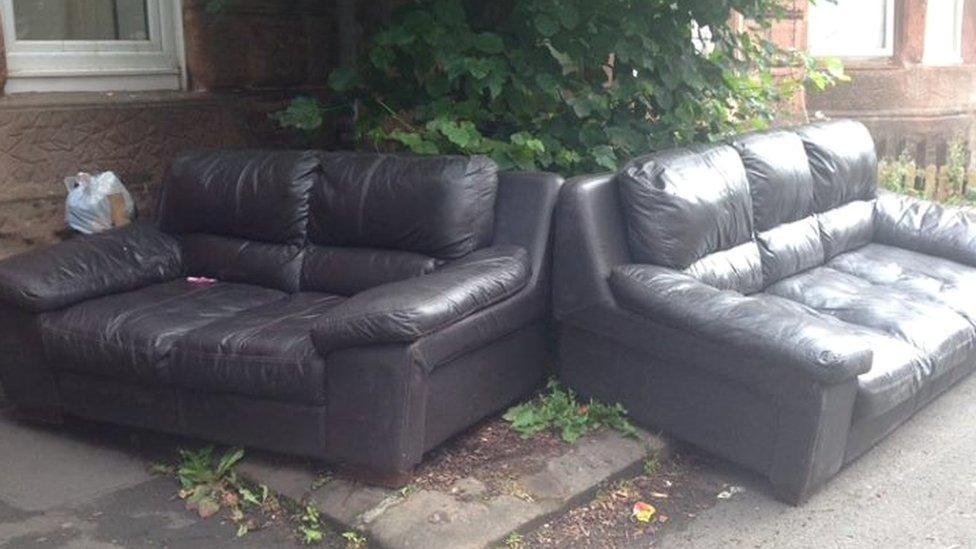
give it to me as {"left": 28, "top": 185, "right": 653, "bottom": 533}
{"left": 524, "top": 445, "right": 728, "bottom": 548}
{"left": 412, "top": 416, "right": 568, "bottom": 495}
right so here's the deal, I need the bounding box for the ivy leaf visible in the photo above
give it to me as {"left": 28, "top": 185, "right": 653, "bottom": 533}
{"left": 472, "top": 32, "right": 505, "bottom": 54}
{"left": 590, "top": 145, "right": 618, "bottom": 171}
{"left": 534, "top": 14, "right": 560, "bottom": 37}
{"left": 388, "top": 131, "right": 441, "bottom": 155}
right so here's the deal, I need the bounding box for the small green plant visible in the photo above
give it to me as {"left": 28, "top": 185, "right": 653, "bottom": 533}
{"left": 503, "top": 379, "right": 638, "bottom": 443}
{"left": 643, "top": 454, "right": 661, "bottom": 476}
{"left": 298, "top": 505, "right": 325, "bottom": 545}
{"left": 342, "top": 530, "right": 368, "bottom": 548}
{"left": 174, "top": 446, "right": 245, "bottom": 518}
{"left": 504, "top": 532, "right": 525, "bottom": 548}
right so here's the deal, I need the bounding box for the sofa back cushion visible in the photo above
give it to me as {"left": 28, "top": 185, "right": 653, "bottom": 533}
{"left": 797, "top": 120, "right": 877, "bottom": 260}
{"left": 158, "top": 150, "right": 320, "bottom": 292}
{"left": 617, "top": 144, "right": 761, "bottom": 293}
{"left": 797, "top": 120, "right": 877, "bottom": 213}
{"left": 732, "top": 131, "right": 824, "bottom": 286}
{"left": 311, "top": 153, "right": 498, "bottom": 259}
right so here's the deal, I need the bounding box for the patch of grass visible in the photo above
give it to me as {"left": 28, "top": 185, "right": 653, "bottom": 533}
{"left": 503, "top": 378, "right": 638, "bottom": 443}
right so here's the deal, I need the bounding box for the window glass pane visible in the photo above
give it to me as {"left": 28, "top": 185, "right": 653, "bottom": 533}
{"left": 924, "top": 0, "right": 964, "bottom": 64}
{"left": 809, "top": 0, "right": 892, "bottom": 57}
{"left": 13, "top": 0, "right": 149, "bottom": 41}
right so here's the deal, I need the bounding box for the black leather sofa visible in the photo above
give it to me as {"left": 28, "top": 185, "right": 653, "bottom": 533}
{"left": 554, "top": 119, "right": 976, "bottom": 504}
{"left": 0, "top": 151, "right": 561, "bottom": 483}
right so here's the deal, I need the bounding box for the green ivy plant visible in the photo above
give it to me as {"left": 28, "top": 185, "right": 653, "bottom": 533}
{"left": 279, "top": 0, "right": 847, "bottom": 173}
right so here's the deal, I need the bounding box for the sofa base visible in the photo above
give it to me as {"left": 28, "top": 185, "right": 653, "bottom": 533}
{"left": 557, "top": 323, "right": 856, "bottom": 505}
{"left": 38, "top": 321, "right": 548, "bottom": 485}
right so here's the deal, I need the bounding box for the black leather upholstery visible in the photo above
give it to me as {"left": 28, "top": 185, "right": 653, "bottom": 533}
{"left": 555, "top": 119, "right": 976, "bottom": 505}
{"left": 618, "top": 144, "right": 754, "bottom": 269}
{"left": 171, "top": 293, "right": 345, "bottom": 405}
{"left": 311, "top": 246, "right": 529, "bottom": 360}
{"left": 301, "top": 246, "right": 438, "bottom": 296}
{"left": 40, "top": 280, "right": 284, "bottom": 384}
{"left": 0, "top": 222, "right": 183, "bottom": 312}
{"left": 0, "top": 150, "right": 563, "bottom": 481}
{"left": 313, "top": 152, "right": 498, "bottom": 259}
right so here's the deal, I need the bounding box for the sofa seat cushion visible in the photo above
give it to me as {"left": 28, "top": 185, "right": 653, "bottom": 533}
{"left": 750, "top": 294, "right": 928, "bottom": 420}
{"left": 40, "top": 280, "right": 285, "bottom": 384}
{"left": 765, "top": 267, "right": 976, "bottom": 407}
{"left": 827, "top": 243, "right": 976, "bottom": 325}
{"left": 170, "top": 293, "right": 344, "bottom": 405}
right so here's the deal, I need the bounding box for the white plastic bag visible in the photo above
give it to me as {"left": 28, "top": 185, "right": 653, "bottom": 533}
{"left": 64, "top": 171, "right": 135, "bottom": 234}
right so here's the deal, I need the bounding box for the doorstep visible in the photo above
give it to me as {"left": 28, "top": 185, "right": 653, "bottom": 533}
{"left": 239, "top": 428, "right": 669, "bottom": 549}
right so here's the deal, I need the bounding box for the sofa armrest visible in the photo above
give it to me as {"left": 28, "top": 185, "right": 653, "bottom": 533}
{"left": 0, "top": 222, "right": 183, "bottom": 312}
{"left": 311, "top": 245, "right": 530, "bottom": 355}
{"left": 875, "top": 191, "right": 976, "bottom": 267}
{"left": 609, "top": 264, "right": 872, "bottom": 384}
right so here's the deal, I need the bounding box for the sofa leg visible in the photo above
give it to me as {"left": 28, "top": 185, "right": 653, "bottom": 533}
{"left": 338, "top": 464, "right": 415, "bottom": 489}
{"left": 11, "top": 405, "right": 64, "bottom": 425}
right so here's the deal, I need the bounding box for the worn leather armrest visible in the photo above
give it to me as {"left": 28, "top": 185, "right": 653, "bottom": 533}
{"left": 311, "top": 245, "right": 530, "bottom": 356}
{"left": 0, "top": 222, "right": 183, "bottom": 312}
{"left": 874, "top": 191, "right": 976, "bottom": 267}
{"left": 609, "top": 264, "right": 872, "bottom": 384}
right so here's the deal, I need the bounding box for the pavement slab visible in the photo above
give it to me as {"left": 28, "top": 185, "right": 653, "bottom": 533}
{"left": 240, "top": 428, "right": 668, "bottom": 549}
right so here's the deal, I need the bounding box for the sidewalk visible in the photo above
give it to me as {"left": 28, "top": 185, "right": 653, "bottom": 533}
{"left": 0, "top": 416, "right": 299, "bottom": 548}
{"left": 655, "top": 372, "right": 976, "bottom": 549}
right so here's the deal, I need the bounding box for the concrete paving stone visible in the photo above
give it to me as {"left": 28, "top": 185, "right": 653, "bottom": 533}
{"left": 0, "top": 417, "right": 152, "bottom": 512}
{"left": 243, "top": 427, "right": 664, "bottom": 549}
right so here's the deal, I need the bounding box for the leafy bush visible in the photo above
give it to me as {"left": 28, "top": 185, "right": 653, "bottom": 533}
{"left": 281, "top": 0, "right": 846, "bottom": 173}
{"left": 504, "top": 379, "right": 638, "bottom": 443}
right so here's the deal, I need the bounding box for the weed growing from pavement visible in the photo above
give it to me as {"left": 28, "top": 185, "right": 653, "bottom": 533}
{"left": 342, "top": 530, "right": 368, "bottom": 548}
{"left": 503, "top": 378, "right": 638, "bottom": 443}
{"left": 643, "top": 455, "right": 661, "bottom": 476}
{"left": 151, "top": 446, "right": 277, "bottom": 537}
{"left": 505, "top": 532, "right": 526, "bottom": 548}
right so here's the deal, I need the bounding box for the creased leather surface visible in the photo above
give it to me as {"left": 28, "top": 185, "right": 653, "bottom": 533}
{"left": 828, "top": 243, "right": 976, "bottom": 325}
{"left": 301, "top": 246, "right": 438, "bottom": 296}
{"left": 171, "top": 293, "right": 345, "bottom": 405}
{"left": 609, "top": 264, "right": 872, "bottom": 383}
{"left": 817, "top": 199, "right": 875, "bottom": 259}
{"left": 757, "top": 216, "right": 825, "bottom": 286}
{"left": 732, "top": 130, "right": 815, "bottom": 231}
{"left": 158, "top": 150, "right": 318, "bottom": 244}
{"left": 313, "top": 152, "right": 498, "bottom": 259}
{"left": 797, "top": 120, "right": 877, "bottom": 212}
{"left": 618, "top": 144, "right": 753, "bottom": 268}
{"left": 682, "top": 241, "right": 763, "bottom": 294}
{"left": 40, "top": 280, "right": 284, "bottom": 384}
{"left": 0, "top": 222, "right": 183, "bottom": 312}
{"left": 181, "top": 233, "right": 304, "bottom": 293}
{"left": 311, "top": 245, "right": 530, "bottom": 355}
{"left": 875, "top": 191, "right": 976, "bottom": 267}
{"left": 766, "top": 267, "right": 975, "bottom": 381}
{"left": 752, "top": 292, "right": 928, "bottom": 420}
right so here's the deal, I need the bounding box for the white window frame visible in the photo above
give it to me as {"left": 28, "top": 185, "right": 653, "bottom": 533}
{"left": 808, "top": 0, "right": 896, "bottom": 59}
{"left": 923, "top": 0, "right": 965, "bottom": 65}
{"left": 1, "top": 0, "right": 185, "bottom": 93}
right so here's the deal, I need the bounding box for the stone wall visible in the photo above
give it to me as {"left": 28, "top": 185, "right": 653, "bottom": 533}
{"left": 0, "top": 91, "right": 327, "bottom": 258}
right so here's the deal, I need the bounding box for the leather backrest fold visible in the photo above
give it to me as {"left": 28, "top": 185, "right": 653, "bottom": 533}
{"left": 312, "top": 152, "right": 499, "bottom": 260}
